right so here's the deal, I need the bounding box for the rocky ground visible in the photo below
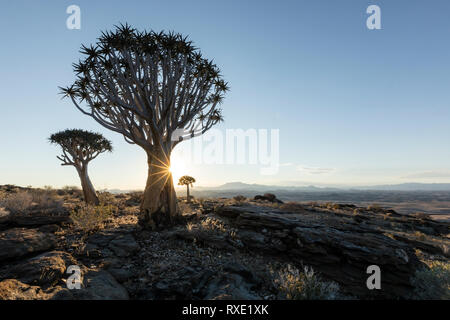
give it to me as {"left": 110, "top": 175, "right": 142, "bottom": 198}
{"left": 0, "top": 185, "right": 449, "bottom": 300}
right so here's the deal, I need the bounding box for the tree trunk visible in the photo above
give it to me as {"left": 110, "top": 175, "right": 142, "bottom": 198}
{"left": 77, "top": 165, "right": 99, "bottom": 205}
{"left": 139, "top": 149, "right": 179, "bottom": 230}
{"left": 186, "top": 184, "right": 190, "bottom": 203}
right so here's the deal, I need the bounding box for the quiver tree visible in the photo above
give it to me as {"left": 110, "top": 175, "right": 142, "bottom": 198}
{"left": 49, "top": 129, "right": 112, "bottom": 205}
{"left": 178, "top": 175, "right": 195, "bottom": 202}
{"left": 60, "top": 24, "right": 229, "bottom": 229}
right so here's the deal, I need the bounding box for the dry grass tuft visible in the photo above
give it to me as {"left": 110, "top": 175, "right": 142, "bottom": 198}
{"left": 273, "top": 264, "right": 341, "bottom": 300}
{"left": 0, "top": 189, "right": 64, "bottom": 215}
{"left": 367, "top": 204, "right": 383, "bottom": 212}
{"left": 278, "top": 202, "right": 306, "bottom": 213}
{"left": 411, "top": 261, "right": 450, "bottom": 300}
{"left": 0, "top": 191, "right": 33, "bottom": 213}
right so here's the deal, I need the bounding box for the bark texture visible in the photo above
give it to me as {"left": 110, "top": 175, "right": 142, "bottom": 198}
{"left": 77, "top": 166, "right": 99, "bottom": 206}
{"left": 139, "top": 151, "right": 179, "bottom": 229}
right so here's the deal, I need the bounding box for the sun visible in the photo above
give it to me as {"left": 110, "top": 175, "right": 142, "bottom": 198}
{"left": 169, "top": 155, "right": 186, "bottom": 183}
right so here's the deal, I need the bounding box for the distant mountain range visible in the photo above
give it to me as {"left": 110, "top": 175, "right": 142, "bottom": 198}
{"left": 198, "top": 182, "right": 450, "bottom": 192}
{"left": 105, "top": 182, "right": 450, "bottom": 194}
{"left": 351, "top": 183, "right": 450, "bottom": 191}
{"left": 197, "top": 182, "right": 340, "bottom": 192}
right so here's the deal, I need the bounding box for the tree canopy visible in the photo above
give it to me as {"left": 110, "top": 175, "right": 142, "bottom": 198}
{"left": 178, "top": 175, "right": 196, "bottom": 186}
{"left": 60, "top": 24, "right": 229, "bottom": 152}
{"left": 49, "top": 129, "right": 112, "bottom": 166}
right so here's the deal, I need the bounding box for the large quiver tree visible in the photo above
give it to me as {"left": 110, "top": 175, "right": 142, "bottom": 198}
{"left": 60, "top": 24, "right": 229, "bottom": 229}
{"left": 49, "top": 129, "right": 112, "bottom": 205}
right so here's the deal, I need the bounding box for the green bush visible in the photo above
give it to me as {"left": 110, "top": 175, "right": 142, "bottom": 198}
{"left": 70, "top": 204, "right": 113, "bottom": 233}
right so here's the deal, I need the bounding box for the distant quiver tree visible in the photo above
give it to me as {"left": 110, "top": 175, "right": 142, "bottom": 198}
{"left": 49, "top": 129, "right": 112, "bottom": 205}
{"left": 178, "top": 175, "right": 196, "bottom": 202}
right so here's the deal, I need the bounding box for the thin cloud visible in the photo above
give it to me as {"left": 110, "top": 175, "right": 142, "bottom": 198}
{"left": 296, "top": 165, "right": 335, "bottom": 175}
{"left": 401, "top": 171, "right": 450, "bottom": 179}
{"left": 280, "top": 162, "right": 294, "bottom": 167}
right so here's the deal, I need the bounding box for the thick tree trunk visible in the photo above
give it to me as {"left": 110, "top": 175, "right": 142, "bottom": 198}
{"left": 186, "top": 185, "right": 190, "bottom": 203}
{"left": 77, "top": 166, "right": 99, "bottom": 205}
{"left": 139, "top": 149, "right": 179, "bottom": 230}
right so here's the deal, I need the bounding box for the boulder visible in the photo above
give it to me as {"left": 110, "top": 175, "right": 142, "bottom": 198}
{"left": 0, "top": 228, "right": 56, "bottom": 262}
{"left": 108, "top": 233, "right": 139, "bottom": 257}
{"left": 3, "top": 251, "right": 76, "bottom": 286}
{"left": 254, "top": 193, "right": 283, "bottom": 203}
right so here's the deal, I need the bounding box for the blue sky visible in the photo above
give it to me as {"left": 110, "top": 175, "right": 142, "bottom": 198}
{"left": 1, "top": 0, "right": 450, "bottom": 189}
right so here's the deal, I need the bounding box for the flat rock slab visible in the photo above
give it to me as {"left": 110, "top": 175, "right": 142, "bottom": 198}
{"left": 85, "top": 230, "right": 139, "bottom": 258}
{"left": 216, "top": 205, "right": 425, "bottom": 299}
{"left": 0, "top": 228, "right": 56, "bottom": 262}
{"left": 0, "top": 215, "right": 71, "bottom": 231}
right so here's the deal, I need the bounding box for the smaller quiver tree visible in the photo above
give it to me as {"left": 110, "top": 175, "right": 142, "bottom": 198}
{"left": 178, "top": 175, "right": 196, "bottom": 202}
{"left": 49, "top": 129, "right": 112, "bottom": 205}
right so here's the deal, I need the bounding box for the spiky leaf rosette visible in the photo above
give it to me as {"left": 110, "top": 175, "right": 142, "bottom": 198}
{"left": 60, "top": 24, "right": 229, "bottom": 151}
{"left": 178, "top": 175, "right": 196, "bottom": 186}
{"left": 49, "top": 129, "right": 112, "bottom": 166}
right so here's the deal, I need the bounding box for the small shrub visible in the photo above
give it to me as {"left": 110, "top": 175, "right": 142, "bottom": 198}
{"left": 413, "top": 231, "right": 426, "bottom": 241}
{"left": 204, "top": 217, "right": 226, "bottom": 231}
{"left": 0, "top": 207, "right": 10, "bottom": 217}
{"left": 70, "top": 204, "right": 113, "bottom": 233}
{"left": 410, "top": 261, "right": 450, "bottom": 300}
{"left": 279, "top": 202, "right": 306, "bottom": 213}
{"left": 332, "top": 203, "right": 342, "bottom": 210}
{"left": 274, "top": 264, "right": 340, "bottom": 300}
{"left": 30, "top": 189, "right": 64, "bottom": 214}
{"left": 0, "top": 191, "right": 33, "bottom": 213}
{"left": 186, "top": 216, "right": 235, "bottom": 239}
{"left": 233, "top": 195, "right": 246, "bottom": 202}
{"left": 232, "top": 195, "right": 247, "bottom": 205}
{"left": 97, "top": 192, "right": 119, "bottom": 215}
{"left": 58, "top": 186, "right": 81, "bottom": 196}
{"left": 178, "top": 202, "right": 193, "bottom": 214}
{"left": 384, "top": 232, "right": 396, "bottom": 240}
{"left": 367, "top": 204, "right": 383, "bottom": 212}
{"left": 411, "top": 212, "right": 429, "bottom": 220}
